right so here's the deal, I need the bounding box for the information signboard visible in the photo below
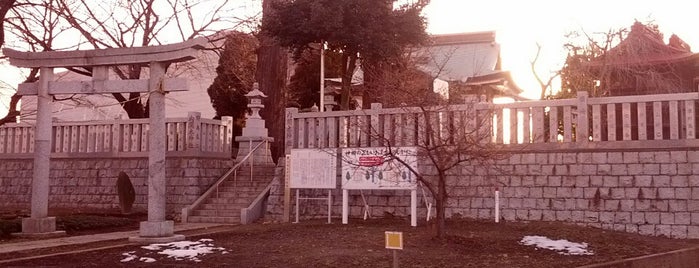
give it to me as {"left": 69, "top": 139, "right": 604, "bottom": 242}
{"left": 340, "top": 147, "right": 418, "bottom": 190}
{"left": 290, "top": 149, "right": 337, "bottom": 189}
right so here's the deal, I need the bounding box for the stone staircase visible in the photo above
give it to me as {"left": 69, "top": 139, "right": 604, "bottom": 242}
{"left": 186, "top": 166, "right": 275, "bottom": 224}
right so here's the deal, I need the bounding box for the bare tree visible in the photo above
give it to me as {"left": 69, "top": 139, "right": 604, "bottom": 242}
{"left": 558, "top": 21, "right": 688, "bottom": 99}
{"left": 1, "top": 0, "right": 64, "bottom": 125}
{"left": 1, "top": 0, "right": 254, "bottom": 123}
{"left": 530, "top": 43, "right": 560, "bottom": 100}
{"left": 1, "top": 0, "right": 19, "bottom": 122}
{"left": 354, "top": 51, "right": 509, "bottom": 238}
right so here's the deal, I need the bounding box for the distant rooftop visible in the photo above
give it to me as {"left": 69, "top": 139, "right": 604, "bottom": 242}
{"left": 416, "top": 31, "right": 500, "bottom": 83}
{"left": 430, "top": 31, "right": 496, "bottom": 46}
{"left": 589, "top": 21, "right": 698, "bottom": 67}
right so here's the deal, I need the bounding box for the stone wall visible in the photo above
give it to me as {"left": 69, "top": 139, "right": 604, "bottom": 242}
{"left": 0, "top": 157, "right": 232, "bottom": 215}
{"left": 266, "top": 149, "right": 699, "bottom": 239}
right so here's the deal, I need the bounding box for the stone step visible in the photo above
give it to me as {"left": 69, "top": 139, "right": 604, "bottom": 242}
{"left": 224, "top": 175, "right": 276, "bottom": 183}
{"left": 201, "top": 203, "right": 245, "bottom": 210}
{"left": 185, "top": 169, "right": 273, "bottom": 225}
{"left": 192, "top": 209, "right": 240, "bottom": 217}
{"left": 215, "top": 186, "right": 268, "bottom": 193}
{"left": 214, "top": 191, "right": 263, "bottom": 198}
{"left": 206, "top": 197, "right": 253, "bottom": 205}
{"left": 187, "top": 215, "right": 240, "bottom": 224}
{"left": 232, "top": 167, "right": 277, "bottom": 176}
{"left": 220, "top": 180, "right": 272, "bottom": 188}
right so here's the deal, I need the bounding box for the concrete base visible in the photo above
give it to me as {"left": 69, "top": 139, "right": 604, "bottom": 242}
{"left": 128, "top": 220, "right": 185, "bottom": 244}
{"left": 137, "top": 220, "right": 176, "bottom": 237}
{"left": 11, "top": 230, "right": 66, "bottom": 239}
{"left": 13, "top": 217, "right": 66, "bottom": 238}
{"left": 128, "top": 234, "right": 185, "bottom": 244}
{"left": 17, "top": 217, "right": 65, "bottom": 234}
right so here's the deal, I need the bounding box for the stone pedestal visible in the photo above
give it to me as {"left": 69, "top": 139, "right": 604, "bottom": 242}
{"left": 12, "top": 217, "right": 66, "bottom": 238}
{"left": 236, "top": 136, "right": 275, "bottom": 167}
{"left": 129, "top": 220, "right": 185, "bottom": 243}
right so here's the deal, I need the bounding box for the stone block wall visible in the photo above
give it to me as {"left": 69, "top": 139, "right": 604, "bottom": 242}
{"left": 0, "top": 157, "right": 232, "bottom": 215}
{"left": 266, "top": 149, "right": 699, "bottom": 239}
{"left": 449, "top": 150, "right": 699, "bottom": 239}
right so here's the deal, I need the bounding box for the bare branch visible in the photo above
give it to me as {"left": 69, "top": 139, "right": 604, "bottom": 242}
{"left": 3, "top": 0, "right": 254, "bottom": 119}
{"left": 530, "top": 43, "right": 560, "bottom": 99}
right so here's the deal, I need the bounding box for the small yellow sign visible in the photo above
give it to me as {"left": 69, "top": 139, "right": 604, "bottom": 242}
{"left": 385, "top": 231, "right": 403, "bottom": 250}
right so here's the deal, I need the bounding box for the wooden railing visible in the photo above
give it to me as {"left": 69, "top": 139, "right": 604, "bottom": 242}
{"left": 284, "top": 91, "right": 699, "bottom": 152}
{"left": 0, "top": 112, "right": 234, "bottom": 158}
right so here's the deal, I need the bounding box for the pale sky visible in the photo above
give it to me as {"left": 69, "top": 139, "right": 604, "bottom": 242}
{"left": 423, "top": 0, "right": 699, "bottom": 99}
{"left": 2, "top": 0, "right": 699, "bottom": 116}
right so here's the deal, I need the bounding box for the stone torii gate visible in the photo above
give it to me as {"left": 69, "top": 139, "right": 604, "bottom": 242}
{"left": 3, "top": 38, "right": 205, "bottom": 242}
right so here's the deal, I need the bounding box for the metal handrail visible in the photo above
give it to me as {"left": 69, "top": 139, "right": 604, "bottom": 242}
{"left": 181, "top": 140, "right": 269, "bottom": 222}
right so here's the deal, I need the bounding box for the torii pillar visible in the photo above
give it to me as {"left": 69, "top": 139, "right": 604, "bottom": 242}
{"left": 3, "top": 38, "right": 205, "bottom": 241}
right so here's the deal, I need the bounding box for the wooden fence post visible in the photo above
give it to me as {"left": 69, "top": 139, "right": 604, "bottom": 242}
{"left": 111, "top": 120, "right": 120, "bottom": 153}
{"left": 221, "top": 116, "right": 233, "bottom": 154}
{"left": 187, "top": 112, "right": 201, "bottom": 152}
{"left": 285, "top": 108, "right": 298, "bottom": 155}
{"left": 370, "top": 103, "right": 382, "bottom": 147}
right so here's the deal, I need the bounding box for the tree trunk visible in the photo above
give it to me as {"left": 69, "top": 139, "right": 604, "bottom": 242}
{"left": 0, "top": 0, "right": 15, "bottom": 48}
{"left": 256, "top": 0, "right": 289, "bottom": 162}
{"left": 361, "top": 61, "right": 379, "bottom": 109}
{"left": 435, "top": 176, "right": 447, "bottom": 238}
{"left": 0, "top": 68, "right": 38, "bottom": 126}
{"left": 0, "top": 0, "right": 17, "bottom": 125}
{"left": 339, "top": 54, "right": 357, "bottom": 110}
{"left": 0, "top": 93, "right": 21, "bottom": 126}
{"left": 123, "top": 93, "right": 146, "bottom": 118}
{"left": 111, "top": 65, "right": 147, "bottom": 118}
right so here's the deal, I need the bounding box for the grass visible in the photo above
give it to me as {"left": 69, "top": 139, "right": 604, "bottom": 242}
{"left": 0, "top": 213, "right": 142, "bottom": 238}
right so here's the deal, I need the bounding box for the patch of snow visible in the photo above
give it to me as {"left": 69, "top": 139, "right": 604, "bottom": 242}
{"left": 139, "top": 257, "right": 156, "bottom": 263}
{"left": 141, "top": 244, "right": 161, "bottom": 251}
{"left": 121, "top": 238, "right": 228, "bottom": 263}
{"left": 520, "top": 235, "right": 594, "bottom": 256}
{"left": 120, "top": 252, "right": 138, "bottom": 262}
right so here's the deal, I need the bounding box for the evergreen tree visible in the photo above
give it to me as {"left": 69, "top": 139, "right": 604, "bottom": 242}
{"left": 206, "top": 32, "right": 259, "bottom": 138}
{"left": 261, "top": 0, "right": 429, "bottom": 110}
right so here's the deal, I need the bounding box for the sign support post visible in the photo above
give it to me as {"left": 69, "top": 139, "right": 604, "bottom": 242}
{"left": 283, "top": 155, "right": 291, "bottom": 222}
{"left": 411, "top": 189, "right": 417, "bottom": 227}
{"left": 327, "top": 190, "right": 332, "bottom": 224}
{"left": 342, "top": 189, "right": 349, "bottom": 224}
{"left": 385, "top": 231, "right": 403, "bottom": 268}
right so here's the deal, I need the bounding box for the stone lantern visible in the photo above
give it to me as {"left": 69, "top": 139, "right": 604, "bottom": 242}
{"left": 323, "top": 86, "right": 337, "bottom": 112}
{"left": 241, "top": 82, "right": 268, "bottom": 137}
{"left": 323, "top": 86, "right": 338, "bottom": 112}
{"left": 236, "top": 82, "right": 274, "bottom": 165}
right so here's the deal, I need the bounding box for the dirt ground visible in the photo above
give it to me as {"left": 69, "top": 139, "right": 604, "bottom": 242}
{"left": 4, "top": 216, "right": 699, "bottom": 268}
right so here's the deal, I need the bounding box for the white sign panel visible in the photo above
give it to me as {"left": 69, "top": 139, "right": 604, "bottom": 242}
{"left": 341, "top": 147, "right": 418, "bottom": 190}
{"left": 290, "top": 149, "right": 337, "bottom": 189}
